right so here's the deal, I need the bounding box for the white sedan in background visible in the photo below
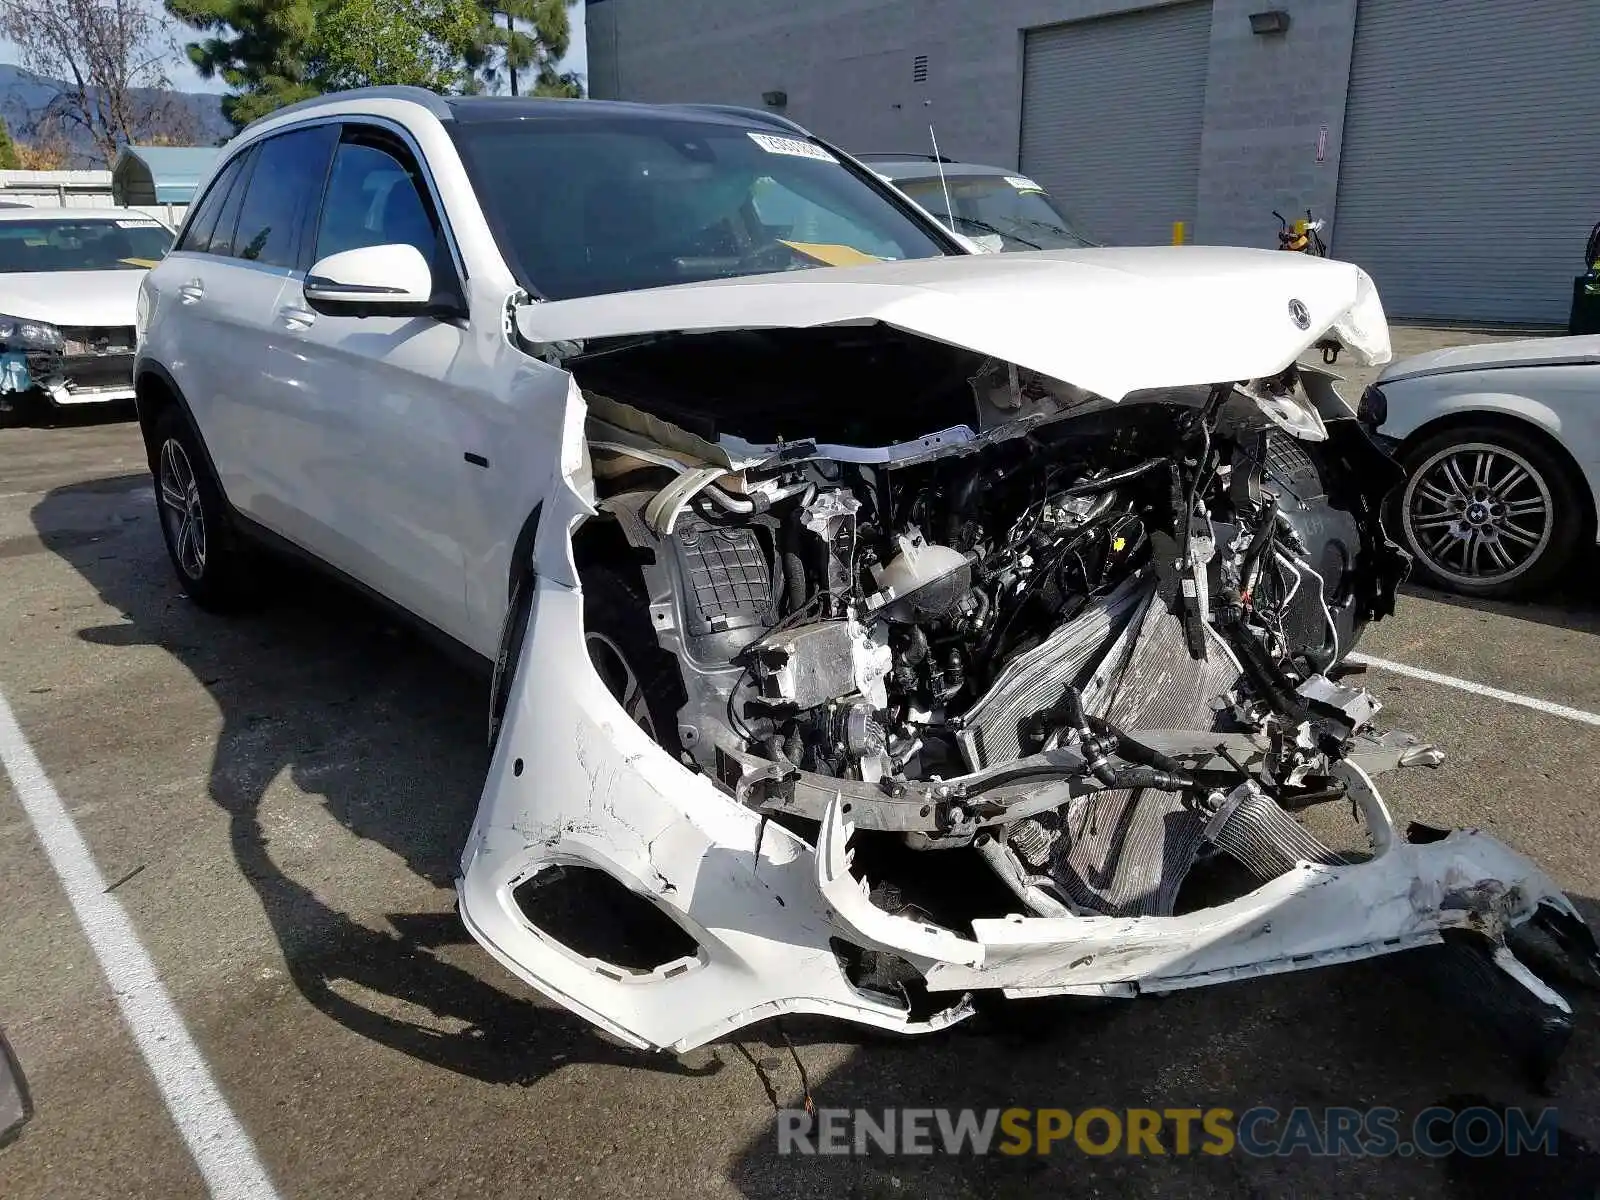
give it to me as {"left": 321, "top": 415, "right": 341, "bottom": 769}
{"left": 0, "top": 206, "right": 173, "bottom": 423}
{"left": 1366, "top": 333, "right": 1600, "bottom": 598}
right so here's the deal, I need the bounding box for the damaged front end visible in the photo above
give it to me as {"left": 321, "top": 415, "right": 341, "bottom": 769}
{"left": 459, "top": 261, "right": 1598, "bottom": 1071}
{"left": 0, "top": 317, "right": 136, "bottom": 412}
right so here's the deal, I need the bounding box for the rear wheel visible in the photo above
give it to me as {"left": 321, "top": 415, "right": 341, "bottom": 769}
{"left": 1396, "top": 423, "right": 1584, "bottom": 599}
{"left": 151, "top": 408, "right": 258, "bottom": 611}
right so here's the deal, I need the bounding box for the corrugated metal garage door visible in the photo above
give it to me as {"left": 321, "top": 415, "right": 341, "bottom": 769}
{"left": 1334, "top": 0, "right": 1600, "bottom": 325}
{"left": 1019, "top": 2, "right": 1210, "bottom": 246}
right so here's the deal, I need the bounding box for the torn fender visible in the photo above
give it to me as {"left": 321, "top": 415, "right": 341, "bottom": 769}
{"left": 457, "top": 576, "right": 974, "bottom": 1052}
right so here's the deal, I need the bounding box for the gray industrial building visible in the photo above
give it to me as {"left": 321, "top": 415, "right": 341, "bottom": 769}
{"left": 587, "top": 0, "right": 1599, "bottom": 326}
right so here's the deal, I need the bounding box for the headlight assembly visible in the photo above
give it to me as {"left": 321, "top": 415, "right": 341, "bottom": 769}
{"left": 0, "top": 316, "right": 64, "bottom": 351}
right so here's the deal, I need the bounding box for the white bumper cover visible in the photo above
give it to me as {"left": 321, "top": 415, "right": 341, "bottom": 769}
{"left": 459, "top": 576, "right": 1586, "bottom": 1053}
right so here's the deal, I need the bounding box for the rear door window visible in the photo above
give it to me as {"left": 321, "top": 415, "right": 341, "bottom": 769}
{"left": 230, "top": 125, "right": 340, "bottom": 268}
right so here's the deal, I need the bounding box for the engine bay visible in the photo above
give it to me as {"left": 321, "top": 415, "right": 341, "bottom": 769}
{"left": 580, "top": 342, "right": 1435, "bottom": 931}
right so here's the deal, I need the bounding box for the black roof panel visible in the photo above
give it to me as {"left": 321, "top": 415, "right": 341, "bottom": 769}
{"left": 444, "top": 96, "right": 809, "bottom": 134}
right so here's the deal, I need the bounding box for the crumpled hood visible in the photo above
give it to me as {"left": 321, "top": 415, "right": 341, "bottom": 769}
{"left": 1379, "top": 332, "right": 1600, "bottom": 384}
{"left": 0, "top": 270, "right": 143, "bottom": 327}
{"left": 516, "top": 245, "right": 1391, "bottom": 402}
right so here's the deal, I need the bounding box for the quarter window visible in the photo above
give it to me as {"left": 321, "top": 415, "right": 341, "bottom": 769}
{"left": 175, "top": 153, "right": 245, "bottom": 254}
{"left": 199, "top": 147, "right": 254, "bottom": 257}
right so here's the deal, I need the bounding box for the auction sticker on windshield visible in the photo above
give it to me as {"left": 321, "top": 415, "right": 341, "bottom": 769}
{"left": 1004, "top": 176, "right": 1046, "bottom": 193}
{"left": 748, "top": 132, "right": 838, "bottom": 162}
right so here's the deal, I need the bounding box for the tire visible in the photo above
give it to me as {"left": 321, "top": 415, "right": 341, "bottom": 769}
{"left": 579, "top": 562, "right": 687, "bottom": 757}
{"left": 150, "top": 407, "right": 258, "bottom": 612}
{"left": 1393, "top": 422, "right": 1586, "bottom": 600}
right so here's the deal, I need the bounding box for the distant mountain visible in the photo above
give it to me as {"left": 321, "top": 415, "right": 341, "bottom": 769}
{"left": 0, "top": 63, "right": 232, "bottom": 167}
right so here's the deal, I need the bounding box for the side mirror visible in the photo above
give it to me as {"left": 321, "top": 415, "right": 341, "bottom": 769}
{"left": 303, "top": 243, "right": 434, "bottom": 316}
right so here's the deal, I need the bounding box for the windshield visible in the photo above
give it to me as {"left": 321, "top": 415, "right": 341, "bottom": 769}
{"left": 897, "top": 174, "right": 1098, "bottom": 251}
{"left": 0, "top": 218, "right": 172, "bottom": 273}
{"left": 450, "top": 117, "right": 949, "bottom": 300}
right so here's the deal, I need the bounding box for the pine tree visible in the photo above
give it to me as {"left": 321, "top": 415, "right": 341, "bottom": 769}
{"left": 165, "top": 0, "right": 323, "bottom": 127}
{"left": 468, "top": 1, "right": 580, "bottom": 98}
{"left": 166, "top": 0, "right": 581, "bottom": 129}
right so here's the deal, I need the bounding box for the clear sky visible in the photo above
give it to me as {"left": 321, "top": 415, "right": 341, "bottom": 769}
{"left": 2, "top": 0, "right": 589, "bottom": 95}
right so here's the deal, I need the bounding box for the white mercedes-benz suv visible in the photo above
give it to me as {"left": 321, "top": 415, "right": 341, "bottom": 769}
{"left": 134, "top": 86, "right": 1597, "bottom": 1070}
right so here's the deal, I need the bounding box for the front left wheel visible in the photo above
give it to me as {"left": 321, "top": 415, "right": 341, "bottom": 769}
{"left": 151, "top": 408, "right": 258, "bottom": 612}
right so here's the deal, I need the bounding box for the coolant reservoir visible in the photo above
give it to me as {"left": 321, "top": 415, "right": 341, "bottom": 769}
{"left": 867, "top": 528, "right": 972, "bottom": 623}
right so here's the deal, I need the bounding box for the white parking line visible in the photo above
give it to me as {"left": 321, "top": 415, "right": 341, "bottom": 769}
{"left": 0, "top": 687, "right": 280, "bottom": 1200}
{"left": 1350, "top": 652, "right": 1600, "bottom": 728}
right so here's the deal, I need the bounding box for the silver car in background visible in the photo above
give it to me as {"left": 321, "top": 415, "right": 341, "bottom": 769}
{"left": 1364, "top": 333, "right": 1600, "bottom": 598}
{"left": 855, "top": 153, "right": 1100, "bottom": 252}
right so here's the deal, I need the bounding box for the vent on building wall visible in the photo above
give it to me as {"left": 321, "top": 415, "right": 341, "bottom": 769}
{"left": 912, "top": 54, "right": 928, "bottom": 84}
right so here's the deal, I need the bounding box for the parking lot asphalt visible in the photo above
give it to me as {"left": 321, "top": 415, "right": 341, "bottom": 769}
{"left": 4, "top": 341, "right": 1600, "bottom": 1199}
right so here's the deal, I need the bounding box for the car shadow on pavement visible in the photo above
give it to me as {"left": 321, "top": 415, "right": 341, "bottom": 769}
{"left": 1398, "top": 546, "right": 1600, "bottom": 637}
{"left": 32, "top": 474, "right": 714, "bottom": 1090}
{"left": 720, "top": 950, "right": 1600, "bottom": 1199}
{"left": 0, "top": 401, "right": 138, "bottom": 431}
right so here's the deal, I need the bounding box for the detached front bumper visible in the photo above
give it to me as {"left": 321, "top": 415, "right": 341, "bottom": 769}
{"left": 459, "top": 575, "right": 1598, "bottom": 1056}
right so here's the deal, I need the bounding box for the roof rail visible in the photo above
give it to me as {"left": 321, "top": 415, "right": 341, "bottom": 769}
{"left": 852, "top": 152, "right": 955, "bottom": 164}
{"left": 239, "top": 85, "right": 454, "bottom": 135}
{"left": 679, "top": 104, "right": 812, "bottom": 135}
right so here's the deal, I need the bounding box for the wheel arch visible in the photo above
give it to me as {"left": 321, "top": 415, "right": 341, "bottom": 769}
{"left": 134, "top": 363, "right": 227, "bottom": 497}
{"left": 491, "top": 507, "right": 643, "bottom": 747}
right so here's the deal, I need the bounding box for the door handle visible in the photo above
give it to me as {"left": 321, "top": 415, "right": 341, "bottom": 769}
{"left": 178, "top": 280, "right": 204, "bottom": 304}
{"left": 278, "top": 305, "right": 317, "bottom": 329}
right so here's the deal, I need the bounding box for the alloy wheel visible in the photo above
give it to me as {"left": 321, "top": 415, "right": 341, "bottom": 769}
{"left": 1401, "top": 441, "right": 1552, "bottom": 588}
{"left": 157, "top": 438, "right": 208, "bottom": 581}
{"left": 585, "top": 631, "right": 658, "bottom": 739}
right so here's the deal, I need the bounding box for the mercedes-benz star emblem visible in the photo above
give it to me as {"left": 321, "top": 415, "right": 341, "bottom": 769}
{"left": 1288, "top": 299, "right": 1310, "bottom": 330}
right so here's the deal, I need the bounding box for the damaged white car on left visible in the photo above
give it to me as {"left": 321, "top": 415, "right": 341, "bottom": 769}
{"left": 0, "top": 207, "right": 172, "bottom": 423}
{"left": 134, "top": 87, "right": 1599, "bottom": 1082}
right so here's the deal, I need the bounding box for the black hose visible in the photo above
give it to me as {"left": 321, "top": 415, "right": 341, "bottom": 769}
{"left": 1085, "top": 714, "right": 1188, "bottom": 776}
{"left": 1103, "top": 765, "right": 1194, "bottom": 792}
{"left": 1066, "top": 686, "right": 1196, "bottom": 791}
{"left": 781, "top": 518, "right": 807, "bottom": 615}
{"left": 1217, "top": 609, "right": 1310, "bottom": 722}
{"left": 947, "top": 465, "right": 983, "bottom": 543}
{"left": 1241, "top": 492, "right": 1280, "bottom": 597}
{"left": 1062, "top": 457, "right": 1165, "bottom": 495}
{"left": 767, "top": 535, "right": 787, "bottom": 622}
{"left": 1061, "top": 686, "right": 1119, "bottom": 787}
